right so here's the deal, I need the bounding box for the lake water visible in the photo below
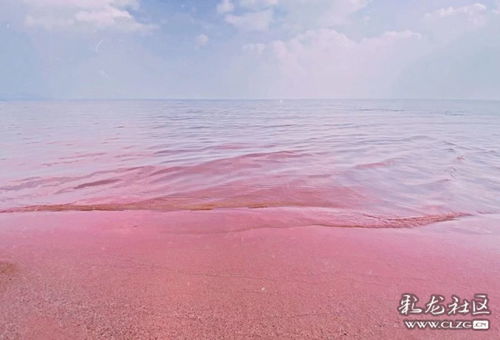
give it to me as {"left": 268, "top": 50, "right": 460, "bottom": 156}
{"left": 1, "top": 99, "right": 500, "bottom": 229}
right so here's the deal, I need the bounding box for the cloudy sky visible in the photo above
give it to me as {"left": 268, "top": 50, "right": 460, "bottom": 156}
{"left": 1, "top": 0, "right": 500, "bottom": 99}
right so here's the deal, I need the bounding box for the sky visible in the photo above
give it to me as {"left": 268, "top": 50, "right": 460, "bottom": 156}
{"left": 1, "top": 0, "right": 500, "bottom": 100}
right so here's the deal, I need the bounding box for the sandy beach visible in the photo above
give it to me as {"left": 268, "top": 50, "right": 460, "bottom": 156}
{"left": 1, "top": 210, "right": 499, "bottom": 339}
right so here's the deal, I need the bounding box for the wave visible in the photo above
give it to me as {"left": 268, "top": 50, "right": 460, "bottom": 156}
{"left": 0, "top": 197, "right": 469, "bottom": 231}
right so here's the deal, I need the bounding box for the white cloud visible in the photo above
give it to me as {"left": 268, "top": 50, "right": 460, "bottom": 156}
{"left": 195, "top": 34, "right": 209, "bottom": 47}
{"left": 220, "top": 0, "right": 369, "bottom": 33}
{"left": 216, "top": 0, "right": 235, "bottom": 14}
{"left": 239, "top": 0, "right": 279, "bottom": 10}
{"left": 425, "top": 3, "right": 488, "bottom": 26}
{"left": 21, "top": 0, "right": 152, "bottom": 32}
{"left": 244, "top": 28, "right": 424, "bottom": 97}
{"left": 225, "top": 9, "right": 273, "bottom": 31}
{"left": 278, "top": 0, "right": 370, "bottom": 29}
{"left": 423, "top": 3, "right": 492, "bottom": 42}
{"left": 243, "top": 42, "right": 266, "bottom": 54}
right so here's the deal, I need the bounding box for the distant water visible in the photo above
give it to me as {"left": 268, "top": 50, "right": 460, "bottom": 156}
{"left": 1, "top": 100, "right": 500, "bottom": 228}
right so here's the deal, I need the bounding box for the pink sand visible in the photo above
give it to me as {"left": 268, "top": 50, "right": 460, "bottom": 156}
{"left": 1, "top": 210, "right": 499, "bottom": 339}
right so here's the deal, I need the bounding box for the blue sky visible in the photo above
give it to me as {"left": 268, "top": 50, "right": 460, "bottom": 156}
{"left": 1, "top": 0, "right": 500, "bottom": 99}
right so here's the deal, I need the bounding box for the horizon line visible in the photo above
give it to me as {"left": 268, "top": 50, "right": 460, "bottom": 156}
{"left": 1, "top": 97, "right": 500, "bottom": 103}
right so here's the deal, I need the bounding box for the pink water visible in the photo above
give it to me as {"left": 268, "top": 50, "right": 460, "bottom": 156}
{"left": 1, "top": 100, "right": 499, "bottom": 229}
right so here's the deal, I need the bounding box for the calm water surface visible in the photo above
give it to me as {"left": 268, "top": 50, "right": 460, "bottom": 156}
{"left": 1, "top": 100, "right": 500, "bottom": 228}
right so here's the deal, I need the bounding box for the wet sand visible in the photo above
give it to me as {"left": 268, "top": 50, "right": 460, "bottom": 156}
{"left": 1, "top": 211, "right": 499, "bottom": 339}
